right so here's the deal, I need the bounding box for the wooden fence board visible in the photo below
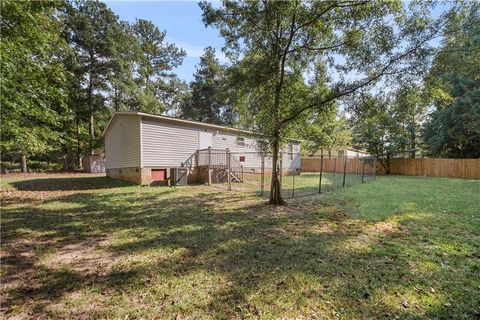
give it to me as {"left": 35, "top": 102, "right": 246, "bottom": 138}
{"left": 301, "top": 157, "right": 480, "bottom": 179}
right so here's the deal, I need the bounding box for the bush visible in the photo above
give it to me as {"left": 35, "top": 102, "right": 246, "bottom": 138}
{"left": 0, "top": 161, "right": 21, "bottom": 172}
{"left": 1, "top": 160, "right": 63, "bottom": 173}
{"left": 28, "top": 161, "right": 62, "bottom": 172}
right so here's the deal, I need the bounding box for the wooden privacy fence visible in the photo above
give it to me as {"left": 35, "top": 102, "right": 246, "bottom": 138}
{"left": 301, "top": 157, "right": 375, "bottom": 175}
{"left": 377, "top": 158, "right": 480, "bottom": 179}
{"left": 301, "top": 157, "right": 480, "bottom": 179}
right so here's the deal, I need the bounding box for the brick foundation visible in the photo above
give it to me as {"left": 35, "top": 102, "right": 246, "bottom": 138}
{"left": 107, "top": 167, "right": 152, "bottom": 185}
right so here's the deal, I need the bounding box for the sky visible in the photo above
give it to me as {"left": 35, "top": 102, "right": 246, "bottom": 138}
{"left": 104, "top": 1, "right": 449, "bottom": 84}
{"left": 104, "top": 1, "right": 224, "bottom": 82}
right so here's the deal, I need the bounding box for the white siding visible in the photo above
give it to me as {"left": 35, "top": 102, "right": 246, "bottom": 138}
{"left": 212, "top": 131, "right": 301, "bottom": 170}
{"left": 135, "top": 115, "right": 302, "bottom": 170}
{"left": 105, "top": 115, "right": 141, "bottom": 169}
{"left": 212, "top": 132, "right": 268, "bottom": 168}
{"left": 282, "top": 142, "right": 301, "bottom": 170}
{"left": 141, "top": 118, "right": 199, "bottom": 167}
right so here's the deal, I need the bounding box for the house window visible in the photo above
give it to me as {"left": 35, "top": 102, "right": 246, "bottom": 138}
{"left": 257, "top": 140, "right": 267, "bottom": 151}
{"left": 338, "top": 150, "right": 345, "bottom": 158}
{"left": 239, "top": 156, "right": 246, "bottom": 162}
{"left": 288, "top": 143, "right": 293, "bottom": 160}
{"left": 237, "top": 136, "right": 245, "bottom": 146}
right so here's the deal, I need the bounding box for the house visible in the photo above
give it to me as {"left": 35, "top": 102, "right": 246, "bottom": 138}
{"left": 102, "top": 112, "right": 301, "bottom": 185}
{"left": 309, "top": 147, "right": 370, "bottom": 158}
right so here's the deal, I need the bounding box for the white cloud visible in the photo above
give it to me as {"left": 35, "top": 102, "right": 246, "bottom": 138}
{"left": 168, "top": 38, "right": 228, "bottom": 63}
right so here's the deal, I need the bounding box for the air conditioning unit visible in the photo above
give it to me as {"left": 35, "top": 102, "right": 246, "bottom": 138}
{"left": 170, "top": 168, "right": 188, "bottom": 186}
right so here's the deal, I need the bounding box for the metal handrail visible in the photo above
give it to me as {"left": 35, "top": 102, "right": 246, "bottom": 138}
{"left": 181, "top": 151, "right": 197, "bottom": 172}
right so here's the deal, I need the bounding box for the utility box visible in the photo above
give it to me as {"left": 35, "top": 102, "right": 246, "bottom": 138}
{"left": 170, "top": 168, "right": 188, "bottom": 186}
{"left": 83, "top": 154, "right": 105, "bottom": 173}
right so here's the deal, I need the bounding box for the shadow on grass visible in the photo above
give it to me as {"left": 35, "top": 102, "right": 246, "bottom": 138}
{"left": 10, "top": 176, "right": 134, "bottom": 191}
{"left": 1, "top": 176, "right": 479, "bottom": 318}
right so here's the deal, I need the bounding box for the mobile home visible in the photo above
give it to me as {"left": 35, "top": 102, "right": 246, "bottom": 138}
{"left": 102, "top": 112, "right": 301, "bottom": 185}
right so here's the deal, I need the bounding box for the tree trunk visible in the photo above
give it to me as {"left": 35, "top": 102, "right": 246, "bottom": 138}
{"left": 385, "top": 154, "right": 391, "bottom": 174}
{"left": 269, "top": 134, "right": 286, "bottom": 205}
{"left": 20, "top": 153, "right": 27, "bottom": 173}
{"left": 88, "top": 52, "right": 95, "bottom": 154}
{"left": 76, "top": 110, "right": 82, "bottom": 168}
{"left": 410, "top": 131, "right": 416, "bottom": 158}
{"left": 62, "top": 144, "right": 70, "bottom": 171}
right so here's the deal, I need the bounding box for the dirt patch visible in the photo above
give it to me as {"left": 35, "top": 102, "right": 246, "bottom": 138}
{"left": 41, "top": 237, "right": 117, "bottom": 274}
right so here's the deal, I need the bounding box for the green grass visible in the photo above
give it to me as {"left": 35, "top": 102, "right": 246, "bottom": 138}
{"left": 1, "top": 174, "right": 479, "bottom": 319}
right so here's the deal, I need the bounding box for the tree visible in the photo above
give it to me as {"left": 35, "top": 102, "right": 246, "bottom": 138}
{"left": 392, "top": 85, "right": 428, "bottom": 158}
{"left": 65, "top": 1, "right": 122, "bottom": 149}
{"left": 298, "top": 104, "right": 352, "bottom": 157}
{"left": 422, "top": 3, "right": 480, "bottom": 158}
{"left": 181, "top": 47, "right": 235, "bottom": 125}
{"left": 351, "top": 94, "right": 406, "bottom": 174}
{"left": 0, "top": 0, "right": 68, "bottom": 172}
{"left": 201, "top": 0, "right": 440, "bottom": 204}
{"left": 132, "top": 19, "right": 186, "bottom": 114}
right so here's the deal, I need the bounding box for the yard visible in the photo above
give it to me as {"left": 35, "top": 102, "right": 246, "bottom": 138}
{"left": 1, "top": 174, "right": 479, "bottom": 319}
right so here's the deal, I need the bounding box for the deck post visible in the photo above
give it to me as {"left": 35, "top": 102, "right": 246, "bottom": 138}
{"left": 208, "top": 147, "right": 212, "bottom": 185}
{"left": 226, "top": 148, "right": 231, "bottom": 190}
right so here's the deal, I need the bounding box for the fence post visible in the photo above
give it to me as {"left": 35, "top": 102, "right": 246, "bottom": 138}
{"left": 318, "top": 155, "right": 323, "bottom": 193}
{"left": 261, "top": 153, "right": 265, "bottom": 196}
{"left": 333, "top": 157, "right": 337, "bottom": 185}
{"left": 226, "top": 148, "right": 231, "bottom": 190}
{"left": 361, "top": 158, "right": 365, "bottom": 183}
{"left": 208, "top": 147, "right": 212, "bottom": 185}
{"left": 342, "top": 156, "right": 347, "bottom": 187}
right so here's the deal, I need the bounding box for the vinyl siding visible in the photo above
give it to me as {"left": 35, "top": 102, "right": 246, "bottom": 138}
{"left": 141, "top": 118, "right": 199, "bottom": 167}
{"left": 139, "top": 116, "right": 301, "bottom": 169}
{"left": 105, "top": 115, "right": 141, "bottom": 169}
{"left": 212, "top": 132, "right": 301, "bottom": 170}
{"left": 282, "top": 142, "right": 301, "bottom": 170}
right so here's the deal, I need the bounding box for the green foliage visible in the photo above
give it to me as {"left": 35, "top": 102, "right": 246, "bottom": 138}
{"left": 181, "top": 47, "right": 235, "bottom": 125}
{"left": 0, "top": 0, "right": 68, "bottom": 156}
{"left": 200, "top": 0, "right": 434, "bottom": 203}
{"left": 351, "top": 94, "right": 408, "bottom": 173}
{"left": 422, "top": 4, "right": 480, "bottom": 158}
{"left": 1, "top": 0, "right": 191, "bottom": 170}
{"left": 297, "top": 104, "right": 352, "bottom": 155}
{"left": 392, "top": 85, "right": 428, "bottom": 158}
{"left": 131, "top": 19, "right": 186, "bottom": 114}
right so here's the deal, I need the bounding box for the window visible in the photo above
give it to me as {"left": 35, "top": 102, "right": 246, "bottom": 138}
{"left": 257, "top": 140, "right": 267, "bottom": 151}
{"left": 338, "top": 150, "right": 345, "bottom": 157}
{"left": 239, "top": 156, "right": 246, "bottom": 162}
{"left": 288, "top": 143, "right": 293, "bottom": 160}
{"left": 236, "top": 136, "right": 245, "bottom": 146}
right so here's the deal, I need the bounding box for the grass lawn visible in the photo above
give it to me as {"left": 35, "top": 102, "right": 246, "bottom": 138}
{"left": 1, "top": 174, "right": 479, "bottom": 319}
{"left": 220, "top": 171, "right": 374, "bottom": 197}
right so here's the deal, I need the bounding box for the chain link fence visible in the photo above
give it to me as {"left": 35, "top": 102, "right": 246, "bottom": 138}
{"left": 199, "top": 149, "right": 376, "bottom": 199}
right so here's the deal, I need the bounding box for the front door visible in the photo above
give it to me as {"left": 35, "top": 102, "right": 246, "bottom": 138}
{"left": 199, "top": 131, "right": 212, "bottom": 149}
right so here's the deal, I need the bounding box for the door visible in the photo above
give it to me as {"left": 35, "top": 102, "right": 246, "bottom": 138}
{"left": 199, "top": 131, "right": 212, "bottom": 149}
{"left": 151, "top": 169, "right": 167, "bottom": 181}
